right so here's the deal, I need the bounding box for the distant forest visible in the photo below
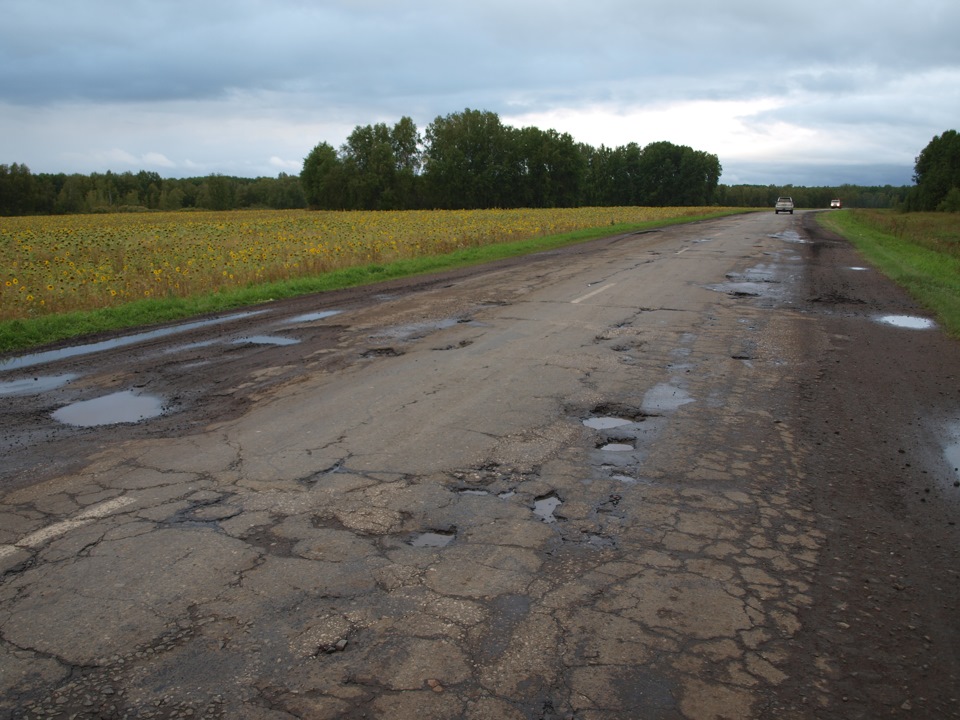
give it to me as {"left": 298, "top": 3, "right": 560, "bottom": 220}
{"left": 0, "top": 109, "right": 914, "bottom": 217}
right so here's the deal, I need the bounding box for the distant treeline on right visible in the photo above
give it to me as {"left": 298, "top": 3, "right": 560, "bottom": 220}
{"left": 903, "top": 129, "right": 960, "bottom": 212}
{"left": 720, "top": 129, "right": 959, "bottom": 212}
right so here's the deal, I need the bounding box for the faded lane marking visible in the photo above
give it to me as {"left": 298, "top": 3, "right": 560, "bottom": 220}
{"left": 0, "top": 496, "right": 135, "bottom": 559}
{"left": 572, "top": 283, "right": 616, "bottom": 304}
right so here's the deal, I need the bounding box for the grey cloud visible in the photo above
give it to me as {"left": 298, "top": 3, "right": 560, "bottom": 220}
{"left": 1, "top": 0, "right": 957, "bottom": 183}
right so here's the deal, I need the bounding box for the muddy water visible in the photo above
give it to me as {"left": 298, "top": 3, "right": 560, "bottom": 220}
{"left": 0, "top": 374, "right": 78, "bottom": 396}
{"left": 877, "top": 315, "right": 936, "bottom": 330}
{"left": 52, "top": 391, "right": 165, "bottom": 427}
{"left": 0, "top": 311, "right": 265, "bottom": 372}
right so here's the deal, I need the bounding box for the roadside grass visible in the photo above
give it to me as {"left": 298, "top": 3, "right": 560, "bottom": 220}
{"left": 0, "top": 209, "right": 746, "bottom": 353}
{"left": 818, "top": 209, "right": 960, "bottom": 337}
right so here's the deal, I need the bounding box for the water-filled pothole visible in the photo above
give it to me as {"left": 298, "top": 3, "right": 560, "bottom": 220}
{"left": 53, "top": 391, "right": 166, "bottom": 427}
{"left": 599, "top": 442, "right": 634, "bottom": 452}
{"left": 533, "top": 495, "right": 562, "bottom": 523}
{"left": 769, "top": 231, "right": 807, "bottom": 244}
{"left": 877, "top": 315, "right": 936, "bottom": 330}
{"left": 583, "top": 416, "right": 633, "bottom": 430}
{"left": 0, "top": 374, "right": 78, "bottom": 396}
{"left": 409, "top": 530, "right": 456, "bottom": 547}
{"left": 642, "top": 383, "right": 695, "bottom": 413}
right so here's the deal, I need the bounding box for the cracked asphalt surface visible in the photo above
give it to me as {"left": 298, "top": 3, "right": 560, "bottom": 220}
{"left": 1, "top": 211, "right": 958, "bottom": 719}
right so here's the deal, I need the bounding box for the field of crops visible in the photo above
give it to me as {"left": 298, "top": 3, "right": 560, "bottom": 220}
{"left": 1, "top": 207, "right": 725, "bottom": 322}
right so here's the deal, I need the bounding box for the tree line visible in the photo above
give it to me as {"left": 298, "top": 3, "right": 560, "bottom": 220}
{"left": 301, "top": 109, "right": 722, "bottom": 210}
{"left": 0, "top": 167, "right": 305, "bottom": 216}
{"left": 6, "top": 114, "right": 949, "bottom": 218}
{"left": 905, "top": 129, "right": 960, "bottom": 212}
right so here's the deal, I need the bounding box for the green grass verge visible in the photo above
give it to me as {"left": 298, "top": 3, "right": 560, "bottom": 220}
{"left": 818, "top": 210, "right": 960, "bottom": 337}
{"left": 0, "top": 210, "right": 746, "bottom": 353}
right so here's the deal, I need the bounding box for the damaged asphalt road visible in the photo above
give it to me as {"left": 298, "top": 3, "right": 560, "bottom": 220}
{"left": 1, "top": 211, "right": 958, "bottom": 719}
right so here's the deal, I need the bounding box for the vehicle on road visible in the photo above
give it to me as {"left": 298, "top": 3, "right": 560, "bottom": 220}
{"left": 830, "top": 199, "right": 842, "bottom": 209}
{"left": 775, "top": 196, "right": 794, "bottom": 214}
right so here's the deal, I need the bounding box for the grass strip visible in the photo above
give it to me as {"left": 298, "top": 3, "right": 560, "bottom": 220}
{"left": 818, "top": 210, "right": 960, "bottom": 337}
{"left": 0, "top": 210, "right": 744, "bottom": 353}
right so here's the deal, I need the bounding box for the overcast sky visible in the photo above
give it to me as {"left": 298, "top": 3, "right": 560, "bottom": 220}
{"left": 2, "top": 0, "right": 958, "bottom": 187}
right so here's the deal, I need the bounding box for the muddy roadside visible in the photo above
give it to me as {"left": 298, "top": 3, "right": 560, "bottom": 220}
{"left": 770, "top": 214, "right": 960, "bottom": 717}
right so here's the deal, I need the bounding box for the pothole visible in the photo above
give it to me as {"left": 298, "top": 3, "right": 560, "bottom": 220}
{"left": 599, "top": 442, "right": 634, "bottom": 452}
{"left": 583, "top": 416, "right": 634, "bottom": 430}
{"left": 642, "top": 383, "right": 695, "bottom": 413}
{"left": 52, "top": 391, "right": 166, "bottom": 427}
{"left": 409, "top": 530, "right": 456, "bottom": 547}
{"left": 533, "top": 495, "right": 562, "bottom": 523}
{"left": 361, "top": 347, "right": 404, "bottom": 358}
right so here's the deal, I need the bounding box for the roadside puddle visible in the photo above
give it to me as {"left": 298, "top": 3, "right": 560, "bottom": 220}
{"left": 283, "top": 310, "right": 342, "bottom": 324}
{"left": 409, "top": 530, "right": 456, "bottom": 547}
{"left": 53, "top": 391, "right": 166, "bottom": 427}
{"left": 0, "top": 311, "right": 265, "bottom": 372}
{"left": 945, "top": 422, "right": 960, "bottom": 486}
{"left": 0, "top": 374, "right": 78, "bottom": 396}
{"left": 232, "top": 335, "right": 300, "bottom": 346}
{"left": 877, "top": 315, "right": 936, "bottom": 330}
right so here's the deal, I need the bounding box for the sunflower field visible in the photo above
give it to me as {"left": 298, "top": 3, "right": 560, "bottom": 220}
{"left": 1, "top": 207, "right": 723, "bottom": 322}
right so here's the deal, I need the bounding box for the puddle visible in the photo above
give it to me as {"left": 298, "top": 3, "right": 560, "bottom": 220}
{"left": 0, "top": 374, "right": 78, "bottom": 396}
{"left": 283, "top": 310, "right": 342, "bottom": 324}
{"left": 769, "top": 231, "right": 807, "bottom": 244}
{"left": 583, "top": 416, "right": 633, "bottom": 430}
{"left": 727, "top": 265, "right": 778, "bottom": 283}
{"left": 642, "top": 383, "right": 695, "bottom": 413}
{"left": 498, "top": 490, "right": 516, "bottom": 499}
{"left": 876, "top": 315, "right": 936, "bottom": 330}
{"left": 0, "top": 311, "right": 266, "bottom": 372}
{"left": 232, "top": 335, "right": 300, "bottom": 346}
{"left": 945, "top": 422, "right": 960, "bottom": 485}
{"left": 52, "top": 391, "right": 166, "bottom": 427}
{"left": 600, "top": 442, "right": 634, "bottom": 452}
{"left": 533, "top": 495, "right": 562, "bottom": 523}
{"left": 409, "top": 530, "right": 456, "bottom": 548}
{"left": 848, "top": 267, "right": 869, "bottom": 271}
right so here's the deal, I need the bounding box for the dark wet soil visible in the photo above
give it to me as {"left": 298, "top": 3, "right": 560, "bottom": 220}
{"left": 771, "top": 214, "right": 960, "bottom": 718}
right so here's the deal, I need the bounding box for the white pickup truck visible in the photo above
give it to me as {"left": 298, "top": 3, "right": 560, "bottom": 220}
{"left": 775, "top": 197, "right": 794, "bottom": 214}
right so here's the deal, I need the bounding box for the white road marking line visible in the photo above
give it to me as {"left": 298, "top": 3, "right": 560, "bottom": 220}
{"left": 572, "top": 283, "right": 616, "bottom": 304}
{"left": 1, "top": 496, "right": 135, "bottom": 558}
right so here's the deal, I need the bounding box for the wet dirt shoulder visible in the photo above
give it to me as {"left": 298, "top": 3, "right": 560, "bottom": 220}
{"left": 772, "top": 213, "right": 960, "bottom": 717}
